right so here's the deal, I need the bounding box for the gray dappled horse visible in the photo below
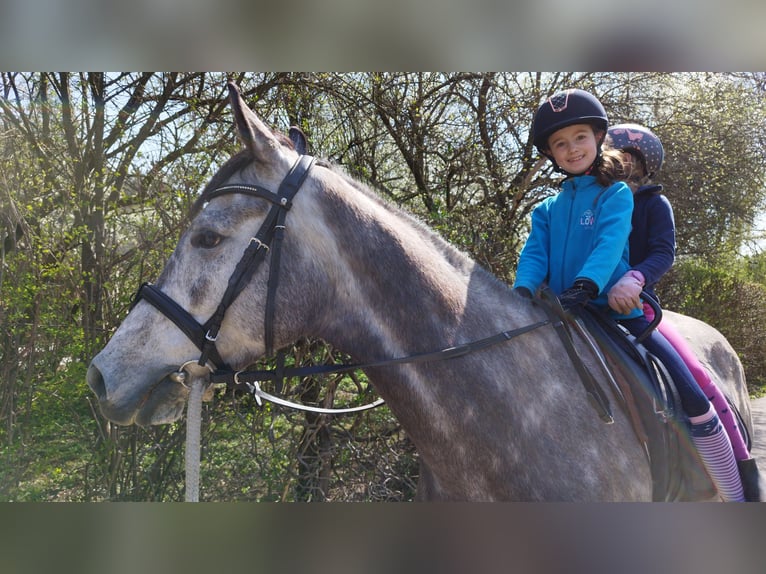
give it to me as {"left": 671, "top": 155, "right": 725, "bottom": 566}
{"left": 87, "top": 83, "right": 754, "bottom": 501}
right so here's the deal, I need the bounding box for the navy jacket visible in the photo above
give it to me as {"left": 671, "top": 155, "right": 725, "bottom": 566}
{"left": 629, "top": 184, "right": 676, "bottom": 300}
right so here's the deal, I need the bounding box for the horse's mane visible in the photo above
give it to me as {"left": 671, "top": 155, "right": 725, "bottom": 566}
{"left": 321, "top": 160, "right": 483, "bottom": 278}
{"left": 191, "top": 144, "right": 503, "bottom": 289}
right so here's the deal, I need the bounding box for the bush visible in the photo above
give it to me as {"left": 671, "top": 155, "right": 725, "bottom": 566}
{"left": 659, "top": 258, "right": 766, "bottom": 395}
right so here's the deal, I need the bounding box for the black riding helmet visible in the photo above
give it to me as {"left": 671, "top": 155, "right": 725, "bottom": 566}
{"left": 532, "top": 89, "right": 609, "bottom": 174}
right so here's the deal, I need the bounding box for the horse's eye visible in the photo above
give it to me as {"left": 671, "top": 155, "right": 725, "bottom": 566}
{"left": 191, "top": 230, "right": 223, "bottom": 249}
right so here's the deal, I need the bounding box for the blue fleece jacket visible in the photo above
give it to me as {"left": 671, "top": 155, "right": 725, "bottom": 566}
{"left": 514, "top": 174, "right": 641, "bottom": 319}
{"left": 628, "top": 184, "right": 675, "bottom": 301}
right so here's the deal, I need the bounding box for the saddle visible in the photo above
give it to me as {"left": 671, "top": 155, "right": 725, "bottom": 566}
{"left": 578, "top": 307, "right": 718, "bottom": 501}
{"left": 537, "top": 290, "right": 719, "bottom": 501}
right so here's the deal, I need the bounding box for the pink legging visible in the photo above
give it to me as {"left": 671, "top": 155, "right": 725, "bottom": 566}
{"left": 644, "top": 303, "right": 751, "bottom": 460}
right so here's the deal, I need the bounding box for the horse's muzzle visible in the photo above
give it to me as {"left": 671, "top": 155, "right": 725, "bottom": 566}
{"left": 86, "top": 362, "right": 188, "bottom": 426}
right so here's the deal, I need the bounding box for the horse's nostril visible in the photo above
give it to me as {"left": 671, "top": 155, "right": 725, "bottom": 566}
{"left": 86, "top": 363, "right": 107, "bottom": 400}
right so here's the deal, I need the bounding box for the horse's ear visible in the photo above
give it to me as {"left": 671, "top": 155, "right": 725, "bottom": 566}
{"left": 227, "top": 82, "right": 281, "bottom": 159}
{"left": 289, "top": 126, "right": 308, "bottom": 155}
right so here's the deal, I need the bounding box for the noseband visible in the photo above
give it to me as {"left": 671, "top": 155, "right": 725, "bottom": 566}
{"left": 132, "top": 154, "right": 316, "bottom": 371}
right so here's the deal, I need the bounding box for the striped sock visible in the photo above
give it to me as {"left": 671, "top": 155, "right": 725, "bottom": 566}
{"left": 689, "top": 407, "right": 745, "bottom": 502}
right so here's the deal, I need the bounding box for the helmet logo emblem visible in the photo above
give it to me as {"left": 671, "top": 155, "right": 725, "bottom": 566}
{"left": 612, "top": 128, "right": 644, "bottom": 142}
{"left": 548, "top": 90, "right": 571, "bottom": 112}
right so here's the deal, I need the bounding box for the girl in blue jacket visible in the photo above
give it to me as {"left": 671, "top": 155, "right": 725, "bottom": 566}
{"left": 514, "top": 89, "right": 639, "bottom": 316}
{"left": 514, "top": 89, "right": 744, "bottom": 501}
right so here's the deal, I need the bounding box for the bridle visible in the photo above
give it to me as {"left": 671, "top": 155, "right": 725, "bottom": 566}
{"left": 131, "top": 154, "right": 390, "bottom": 414}
{"left": 133, "top": 154, "right": 315, "bottom": 371}
{"left": 129, "top": 153, "right": 579, "bottom": 416}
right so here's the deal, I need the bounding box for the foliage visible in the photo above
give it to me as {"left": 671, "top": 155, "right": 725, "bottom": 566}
{"left": 1, "top": 73, "right": 765, "bottom": 501}
{"left": 659, "top": 257, "right": 766, "bottom": 394}
{"left": 650, "top": 74, "right": 766, "bottom": 259}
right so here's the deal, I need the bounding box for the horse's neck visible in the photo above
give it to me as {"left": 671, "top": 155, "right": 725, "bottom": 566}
{"left": 313, "top": 186, "right": 522, "bottom": 365}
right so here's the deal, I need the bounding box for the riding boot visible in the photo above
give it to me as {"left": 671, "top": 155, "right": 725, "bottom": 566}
{"left": 737, "top": 458, "right": 762, "bottom": 502}
{"left": 689, "top": 409, "right": 745, "bottom": 502}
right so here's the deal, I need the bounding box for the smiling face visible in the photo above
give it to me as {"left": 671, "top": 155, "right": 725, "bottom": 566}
{"left": 545, "top": 123, "right": 601, "bottom": 175}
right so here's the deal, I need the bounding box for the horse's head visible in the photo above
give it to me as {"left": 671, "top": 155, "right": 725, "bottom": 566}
{"left": 87, "top": 83, "right": 332, "bottom": 426}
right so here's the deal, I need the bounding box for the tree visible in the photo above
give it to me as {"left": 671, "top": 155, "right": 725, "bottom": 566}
{"left": 0, "top": 73, "right": 269, "bottom": 499}
{"left": 650, "top": 74, "right": 766, "bottom": 259}
{"left": 3, "top": 72, "right": 766, "bottom": 500}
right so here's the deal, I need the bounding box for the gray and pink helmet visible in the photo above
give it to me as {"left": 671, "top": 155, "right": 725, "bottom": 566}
{"left": 607, "top": 123, "right": 664, "bottom": 177}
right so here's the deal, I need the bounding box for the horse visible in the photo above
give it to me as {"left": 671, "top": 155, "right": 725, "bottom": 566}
{"left": 87, "top": 83, "right": 755, "bottom": 501}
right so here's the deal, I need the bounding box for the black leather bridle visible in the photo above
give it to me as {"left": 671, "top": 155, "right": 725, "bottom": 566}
{"left": 132, "top": 154, "right": 316, "bottom": 372}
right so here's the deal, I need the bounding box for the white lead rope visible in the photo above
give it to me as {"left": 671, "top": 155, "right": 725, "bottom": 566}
{"left": 181, "top": 369, "right": 384, "bottom": 502}
{"left": 184, "top": 376, "right": 206, "bottom": 502}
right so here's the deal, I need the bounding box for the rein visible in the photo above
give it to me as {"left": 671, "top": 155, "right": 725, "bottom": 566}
{"left": 211, "top": 319, "right": 553, "bottom": 411}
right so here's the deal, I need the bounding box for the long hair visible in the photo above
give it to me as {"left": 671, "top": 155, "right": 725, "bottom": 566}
{"left": 593, "top": 146, "right": 629, "bottom": 188}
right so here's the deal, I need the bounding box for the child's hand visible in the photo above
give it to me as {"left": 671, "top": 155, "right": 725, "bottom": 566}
{"left": 558, "top": 279, "right": 598, "bottom": 311}
{"left": 608, "top": 273, "right": 643, "bottom": 314}
{"left": 514, "top": 286, "right": 533, "bottom": 299}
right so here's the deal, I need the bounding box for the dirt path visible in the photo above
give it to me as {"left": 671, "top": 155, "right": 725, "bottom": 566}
{"left": 748, "top": 397, "right": 766, "bottom": 477}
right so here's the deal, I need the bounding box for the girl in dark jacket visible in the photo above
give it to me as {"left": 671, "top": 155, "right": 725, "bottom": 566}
{"left": 606, "top": 123, "right": 758, "bottom": 500}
